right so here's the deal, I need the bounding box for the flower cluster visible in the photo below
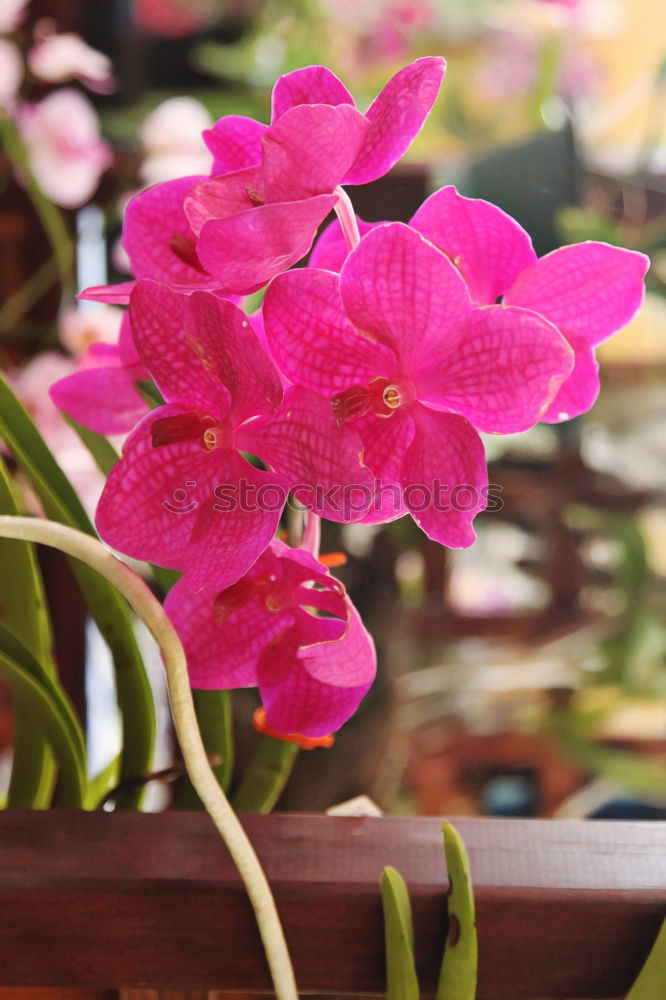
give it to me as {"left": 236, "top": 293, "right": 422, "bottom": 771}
{"left": 51, "top": 58, "right": 648, "bottom": 742}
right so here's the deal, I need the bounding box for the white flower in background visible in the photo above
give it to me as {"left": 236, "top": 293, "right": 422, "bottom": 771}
{"left": 11, "top": 353, "right": 104, "bottom": 517}
{"left": 0, "top": 0, "right": 28, "bottom": 33}
{"left": 18, "top": 88, "right": 112, "bottom": 208}
{"left": 138, "top": 96, "right": 212, "bottom": 185}
{"left": 58, "top": 305, "right": 124, "bottom": 357}
{"left": 0, "top": 38, "right": 22, "bottom": 109}
{"left": 28, "top": 19, "right": 115, "bottom": 94}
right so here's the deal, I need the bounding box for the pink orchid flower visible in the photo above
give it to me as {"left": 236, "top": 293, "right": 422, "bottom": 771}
{"left": 309, "top": 185, "right": 650, "bottom": 422}
{"left": 181, "top": 57, "right": 445, "bottom": 294}
{"left": 264, "top": 222, "right": 574, "bottom": 544}
{"left": 139, "top": 96, "right": 213, "bottom": 185}
{"left": 28, "top": 21, "right": 115, "bottom": 94}
{"left": 80, "top": 174, "right": 233, "bottom": 307}
{"left": 0, "top": 0, "right": 28, "bottom": 33}
{"left": 50, "top": 312, "right": 150, "bottom": 435}
{"left": 165, "top": 539, "right": 376, "bottom": 739}
{"left": 17, "top": 88, "right": 112, "bottom": 209}
{"left": 95, "top": 281, "right": 373, "bottom": 591}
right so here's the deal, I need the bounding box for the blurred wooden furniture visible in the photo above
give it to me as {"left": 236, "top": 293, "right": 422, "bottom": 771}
{"left": 0, "top": 810, "right": 663, "bottom": 998}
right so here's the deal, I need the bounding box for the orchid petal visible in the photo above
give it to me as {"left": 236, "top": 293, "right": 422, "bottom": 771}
{"left": 78, "top": 280, "right": 136, "bottom": 305}
{"left": 415, "top": 305, "right": 574, "bottom": 433}
{"left": 96, "top": 413, "right": 285, "bottom": 591}
{"left": 258, "top": 606, "right": 375, "bottom": 738}
{"left": 186, "top": 291, "right": 283, "bottom": 423}
{"left": 309, "top": 215, "right": 379, "bottom": 271}
{"left": 400, "top": 405, "right": 487, "bottom": 548}
{"left": 50, "top": 362, "right": 148, "bottom": 435}
{"left": 263, "top": 268, "right": 395, "bottom": 393}
{"left": 184, "top": 166, "right": 264, "bottom": 236}
{"left": 352, "top": 408, "right": 415, "bottom": 524}
{"left": 504, "top": 242, "right": 650, "bottom": 348}
{"left": 203, "top": 115, "right": 268, "bottom": 173}
{"left": 410, "top": 186, "right": 537, "bottom": 304}
{"left": 166, "top": 585, "right": 289, "bottom": 689}
{"left": 541, "top": 348, "right": 600, "bottom": 422}
{"left": 271, "top": 65, "right": 354, "bottom": 121}
{"left": 343, "top": 57, "right": 446, "bottom": 185}
{"left": 340, "top": 222, "right": 471, "bottom": 369}
{"left": 123, "top": 175, "right": 219, "bottom": 289}
{"left": 238, "top": 387, "right": 373, "bottom": 523}
{"left": 262, "top": 103, "right": 369, "bottom": 200}
{"left": 196, "top": 195, "right": 337, "bottom": 295}
{"left": 130, "top": 281, "right": 229, "bottom": 414}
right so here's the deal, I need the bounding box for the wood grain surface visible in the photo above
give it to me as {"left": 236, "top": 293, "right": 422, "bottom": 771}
{"left": 0, "top": 811, "right": 663, "bottom": 997}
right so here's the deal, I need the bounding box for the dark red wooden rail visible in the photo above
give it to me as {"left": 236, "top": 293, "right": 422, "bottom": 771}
{"left": 0, "top": 811, "right": 664, "bottom": 998}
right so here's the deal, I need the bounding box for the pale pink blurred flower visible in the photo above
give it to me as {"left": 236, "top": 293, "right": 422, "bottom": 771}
{"left": 139, "top": 96, "right": 213, "bottom": 185}
{"left": 59, "top": 305, "right": 124, "bottom": 357}
{"left": 28, "top": 20, "right": 115, "bottom": 94}
{"left": 537, "top": 0, "right": 581, "bottom": 9}
{"left": 12, "top": 352, "right": 105, "bottom": 517}
{"left": 0, "top": 39, "right": 22, "bottom": 108}
{"left": 474, "top": 31, "right": 538, "bottom": 101}
{"left": 133, "top": 0, "right": 218, "bottom": 38}
{"left": 0, "top": 0, "right": 28, "bottom": 33}
{"left": 18, "top": 88, "right": 112, "bottom": 208}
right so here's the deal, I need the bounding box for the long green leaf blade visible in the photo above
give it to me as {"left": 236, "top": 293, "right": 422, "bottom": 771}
{"left": 0, "top": 457, "right": 56, "bottom": 807}
{"left": 0, "top": 624, "right": 86, "bottom": 768}
{"left": 0, "top": 374, "right": 155, "bottom": 807}
{"left": 437, "top": 822, "right": 477, "bottom": 1000}
{"left": 381, "top": 866, "right": 420, "bottom": 1000}
{"left": 64, "top": 415, "right": 119, "bottom": 477}
{"left": 0, "top": 649, "right": 86, "bottom": 807}
{"left": 626, "top": 919, "right": 666, "bottom": 1000}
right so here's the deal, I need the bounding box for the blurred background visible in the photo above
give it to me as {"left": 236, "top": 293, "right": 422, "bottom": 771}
{"left": 0, "top": 0, "right": 664, "bottom": 821}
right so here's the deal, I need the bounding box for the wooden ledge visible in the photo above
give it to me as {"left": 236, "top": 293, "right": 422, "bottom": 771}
{"left": 0, "top": 811, "right": 664, "bottom": 997}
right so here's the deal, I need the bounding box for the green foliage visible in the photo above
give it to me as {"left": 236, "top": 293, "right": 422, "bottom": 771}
{"left": 0, "top": 456, "right": 57, "bottom": 807}
{"left": 381, "top": 866, "right": 420, "bottom": 1000}
{"left": 437, "top": 822, "right": 477, "bottom": 1000}
{"left": 626, "top": 919, "right": 666, "bottom": 1000}
{"left": 0, "top": 631, "right": 87, "bottom": 807}
{"left": 0, "top": 374, "right": 155, "bottom": 808}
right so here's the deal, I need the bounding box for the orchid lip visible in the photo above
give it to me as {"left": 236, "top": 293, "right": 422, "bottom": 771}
{"left": 169, "top": 233, "right": 208, "bottom": 274}
{"left": 331, "top": 375, "right": 414, "bottom": 424}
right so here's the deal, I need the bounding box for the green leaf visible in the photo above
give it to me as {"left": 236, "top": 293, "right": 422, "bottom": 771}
{"left": 64, "top": 415, "right": 119, "bottom": 477}
{"left": 0, "top": 374, "right": 155, "bottom": 807}
{"left": 0, "top": 646, "right": 87, "bottom": 808}
{"left": 86, "top": 753, "right": 121, "bottom": 809}
{"left": 0, "top": 457, "right": 56, "bottom": 807}
{"left": 437, "top": 822, "right": 477, "bottom": 1000}
{"left": 174, "top": 689, "right": 234, "bottom": 808}
{"left": 232, "top": 735, "right": 298, "bottom": 813}
{"left": 381, "top": 866, "right": 420, "bottom": 1000}
{"left": 626, "top": 919, "right": 666, "bottom": 1000}
{"left": 0, "top": 624, "right": 86, "bottom": 767}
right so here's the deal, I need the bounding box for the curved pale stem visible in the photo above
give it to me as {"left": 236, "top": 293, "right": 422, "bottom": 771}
{"left": 334, "top": 186, "right": 362, "bottom": 252}
{"left": 0, "top": 516, "right": 298, "bottom": 1000}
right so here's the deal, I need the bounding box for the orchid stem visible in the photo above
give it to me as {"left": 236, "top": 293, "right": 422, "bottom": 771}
{"left": 0, "top": 516, "right": 299, "bottom": 1000}
{"left": 334, "top": 186, "right": 361, "bottom": 252}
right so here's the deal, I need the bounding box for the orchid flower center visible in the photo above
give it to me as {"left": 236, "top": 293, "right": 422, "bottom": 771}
{"left": 331, "top": 376, "right": 413, "bottom": 425}
{"left": 151, "top": 412, "right": 230, "bottom": 452}
{"left": 169, "top": 233, "right": 208, "bottom": 274}
{"left": 245, "top": 186, "right": 266, "bottom": 207}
